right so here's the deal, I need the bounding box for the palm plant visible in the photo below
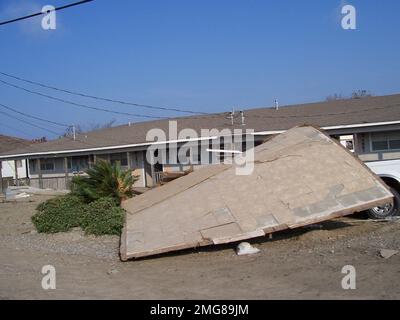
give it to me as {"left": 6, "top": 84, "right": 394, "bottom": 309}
{"left": 71, "top": 160, "right": 138, "bottom": 203}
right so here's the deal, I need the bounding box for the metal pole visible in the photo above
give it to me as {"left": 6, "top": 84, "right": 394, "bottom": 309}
{"left": 37, "top": 158, "right": 43, "bottom": 189}
{"left": 14, "top": 160, "right": 19, "bottom": 186}
{"left": 0, "top": 161, "right": 3, "bottom": 194}
{"left": 127, "top": 152, "right": 131, "bottom": 169}
{"left": 64, "top": 157, "right": 69, "bottom": 190}
{"left": 150, "top": 154, "right": 156, "bottom": 187}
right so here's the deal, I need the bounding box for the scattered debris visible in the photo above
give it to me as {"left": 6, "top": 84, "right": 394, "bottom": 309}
{"left": 379, "top": 249, "right": 399, "bottom": 259}
{"left": 107, "top": 268, "right": 119, "bottom": 275}
{"left": 15, "top": 192, "right": 30, "bottom": 199}
{"left": 6, "top": 186, "right": 68, "bottom": 198}
{"left": 236, "top": 242, "right": 260, "bottom": 255}
{"left": 345, "top": 217, "right": 400, "bottom": 223}
{"left": 159, "top": 168, "right": 193, "bottom": 185}
{"left": 121, "top": 126, "right": 393, "bottom": 260}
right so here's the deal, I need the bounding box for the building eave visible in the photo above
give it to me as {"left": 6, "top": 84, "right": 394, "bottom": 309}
{"left": 1, "top": 120, "right": 400, "bottom": 160}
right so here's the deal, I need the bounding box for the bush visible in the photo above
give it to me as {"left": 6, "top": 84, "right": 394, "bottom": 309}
{"left": 32, "top": 195, "right": 125, "bottom": 236}
{"left": 80, "top": 197, "right": 125, "bottom": 236}
{"left": 71, "top": 160, "right": 138, "bottom": 204}
{"left": 32, "top": 195, "right": 86, "bottom": 233}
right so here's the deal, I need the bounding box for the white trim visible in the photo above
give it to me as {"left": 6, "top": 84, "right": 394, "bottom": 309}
{"left": 253, "top": 120, "right": 400, "bottom": 136}
{"left": 251, "top": 130, "right": 285, "bottom": 136}
{"left": 1, "top": 120, "right": 400, "bottom": 160}
{"left": 0, "top": 136, "right": 218, "bottom": 159}
{"left": 206, "top": 149, "right": 243, "bottom": 154}
{"left": 323, "top": 120, "right": 400, "bottom": 130}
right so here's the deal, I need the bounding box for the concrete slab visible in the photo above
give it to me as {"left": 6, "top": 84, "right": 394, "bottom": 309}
{"left": 121, "top": 126, "right": 393, "bottom": 260}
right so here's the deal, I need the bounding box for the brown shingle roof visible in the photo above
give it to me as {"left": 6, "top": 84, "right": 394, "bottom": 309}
{"left": 0, "top": 135, "right": 31, "bottom": 154}
{"left": 1, "top": 93, "right": 400, "bottom": 157}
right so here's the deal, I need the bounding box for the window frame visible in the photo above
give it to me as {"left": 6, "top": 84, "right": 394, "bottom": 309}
{"left": 110, "top": 152, "right": 128, "bottom": 167}
{"left": 370, "top": 132, "right": 400, "bottom": 152}
{"left": 40, "top": 158, "right": 56, "bottom": 172}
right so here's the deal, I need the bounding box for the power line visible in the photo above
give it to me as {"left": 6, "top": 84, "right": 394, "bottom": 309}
{"left": 0, "top": 121, "right": 34, "bottom": 138}
{"left": 0, "top": 109, "right": 163, "bottom": 149}
{"left": 2, "top": 71, "right": 396, "bottom": 122}
{"left": 0, "top": 79, "right": 169, "bottom": 120}
{"left": 0, "top": 102, "right": 70, "bottom": 127}
{"left": 0, "top": 71, "right": 209, "bottom": 115}
{"left": 0, "top": 0, "right": 94, "bottom": 26}
{"left": 0, "top": 116, "right": 99, "bottom": 156}
{"left": 0, "top": 110, "right": 63, "bottom": 136}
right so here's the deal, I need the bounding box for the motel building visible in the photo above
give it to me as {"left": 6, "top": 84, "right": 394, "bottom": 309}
{"left": 1, "top": 95, "right": 399, "bottom": 206}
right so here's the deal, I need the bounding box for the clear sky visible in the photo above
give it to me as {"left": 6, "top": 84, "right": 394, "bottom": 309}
{"left": 0, "top": 0, "right": 399, "bottom": 139}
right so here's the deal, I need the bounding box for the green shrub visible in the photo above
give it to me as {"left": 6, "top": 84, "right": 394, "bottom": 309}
{"left": 80, "top": 197, "right": 125, "bottom": 236}
{"left": 71, "top": 160, "right": 138, "bottom": 203}
{"left": 32, "top": 195, "right": 125, "bottom": 236}
{"left": 32, "top": 195, "right": 86, "bottom": 233}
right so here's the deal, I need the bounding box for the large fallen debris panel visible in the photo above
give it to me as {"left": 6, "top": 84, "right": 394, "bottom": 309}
{"left": 121, "top": 126, "right": 392, "bottom": 260}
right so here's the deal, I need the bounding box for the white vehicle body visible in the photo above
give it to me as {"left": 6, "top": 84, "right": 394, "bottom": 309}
{"left": 366, "top": 160, "right": 400, "bottom": 183}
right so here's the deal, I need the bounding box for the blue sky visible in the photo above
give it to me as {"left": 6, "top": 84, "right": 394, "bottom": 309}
{"left": 0, "top": 0, "right": 399, "bottom": 139}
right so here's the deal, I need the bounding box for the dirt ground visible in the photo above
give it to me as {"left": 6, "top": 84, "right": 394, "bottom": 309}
{"left": 1, "top": 195, "right": 399, "bottom": 299}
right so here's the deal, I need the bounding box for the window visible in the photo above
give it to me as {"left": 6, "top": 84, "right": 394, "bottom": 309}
{"left": 40, "top": 159, "right": 55, "bottom": 171}
{"left": 68, "top": 156, "right": 89, "bottom": 172}
{"left": 67, "top": 158, "right": 72, "bottom": 170}
{"left": 371, "top": 131, "right": 400, "bottom": 151}
{"left": 29, "top": 159, "right": 36, "bottom": 172}
{"left": 110, "top": 153, "right": 128, "bottom": 166}
{"left": 15, "top": 160, "right": 22, "bottom": 168}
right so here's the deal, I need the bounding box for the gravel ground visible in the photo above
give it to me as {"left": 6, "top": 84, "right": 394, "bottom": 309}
{"left": 1, "top": 195, "right": 400, "bottom": 299}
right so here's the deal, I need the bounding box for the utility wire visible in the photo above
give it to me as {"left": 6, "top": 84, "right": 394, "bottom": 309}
{"left": 0, "top": 79, "right": 169, "bottom": 120}
{"left": 0, "top": 0, "right": 94, "bottom": 26}
{"left": 0, "top": 71, "right": 209, "bottom": 115}
{"left": 0, "top": 121, "right": 34, "bottom": 138}
{"left": 3, "top": 73, "right": 395, "bottom": 132}
{"left": 0, "top": 110, "right": 63, "bottom": 136}
{"left": 0, "top": 110, "right": 95, "bottom": 150}
{"left": 0, "top": 109, "right": 132, "bottom": 151}
{"left": 0, "top": 102, "right": 70, "bottom": 127}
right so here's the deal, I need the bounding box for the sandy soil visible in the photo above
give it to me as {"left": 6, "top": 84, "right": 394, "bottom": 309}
{"left": 1, "top": 195, "right": 399, "bottom": 299}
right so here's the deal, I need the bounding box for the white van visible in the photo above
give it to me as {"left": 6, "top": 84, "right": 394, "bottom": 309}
{"left": 345, "top": 131, "right": 400, "bottom": 219}
{"left": 365, "top": 159, "right": 400, "bottom": 218}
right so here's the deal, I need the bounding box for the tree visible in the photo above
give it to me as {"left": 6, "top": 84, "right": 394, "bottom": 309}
{"left": 63, "top": 119, "right": 117, "bottom": 138}
{"left": 326, "top": 93, "right": 344, "bottom": 101}
{"left": 351, "top": 90, "right": 373, "bottom": 99}
{"left": 71, "top": 160, "right": 138, "bottom": 203}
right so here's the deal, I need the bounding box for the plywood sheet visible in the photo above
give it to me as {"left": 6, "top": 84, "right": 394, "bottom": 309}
{"left": 121, "top": 126, "right": 393, "bottom": 260}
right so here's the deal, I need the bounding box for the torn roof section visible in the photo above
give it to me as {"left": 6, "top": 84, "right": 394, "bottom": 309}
{"left": 121, "top": 126, "right": 393, "bottom": 260}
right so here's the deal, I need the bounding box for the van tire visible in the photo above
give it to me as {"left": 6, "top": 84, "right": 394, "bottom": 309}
{"left": 366, "top": 187, "right": 400, "bottom": 219}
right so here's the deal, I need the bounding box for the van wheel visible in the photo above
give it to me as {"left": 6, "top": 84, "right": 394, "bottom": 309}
{"left": 366, "top": 187, "right": 400, "bottom": 219}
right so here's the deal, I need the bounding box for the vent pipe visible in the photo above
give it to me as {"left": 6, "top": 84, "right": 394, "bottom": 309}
{"left": 72, "top": 125, "right": 76, "bottom": 141}
{"left": 229, "top": 109, "right": 235, "bottom": 126}
{"left": 240, "top": 110, "right": 245, "bottom": 126}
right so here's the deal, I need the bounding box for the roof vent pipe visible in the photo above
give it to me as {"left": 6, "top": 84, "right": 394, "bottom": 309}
{"left": 72, "top": 125, "right": 76, "bottom": 141}
{"left": 229, "top": 109, "right": 235, "bottom": 126}
{"left": 240, "top": 110, "right": 245, "bottom": 126}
